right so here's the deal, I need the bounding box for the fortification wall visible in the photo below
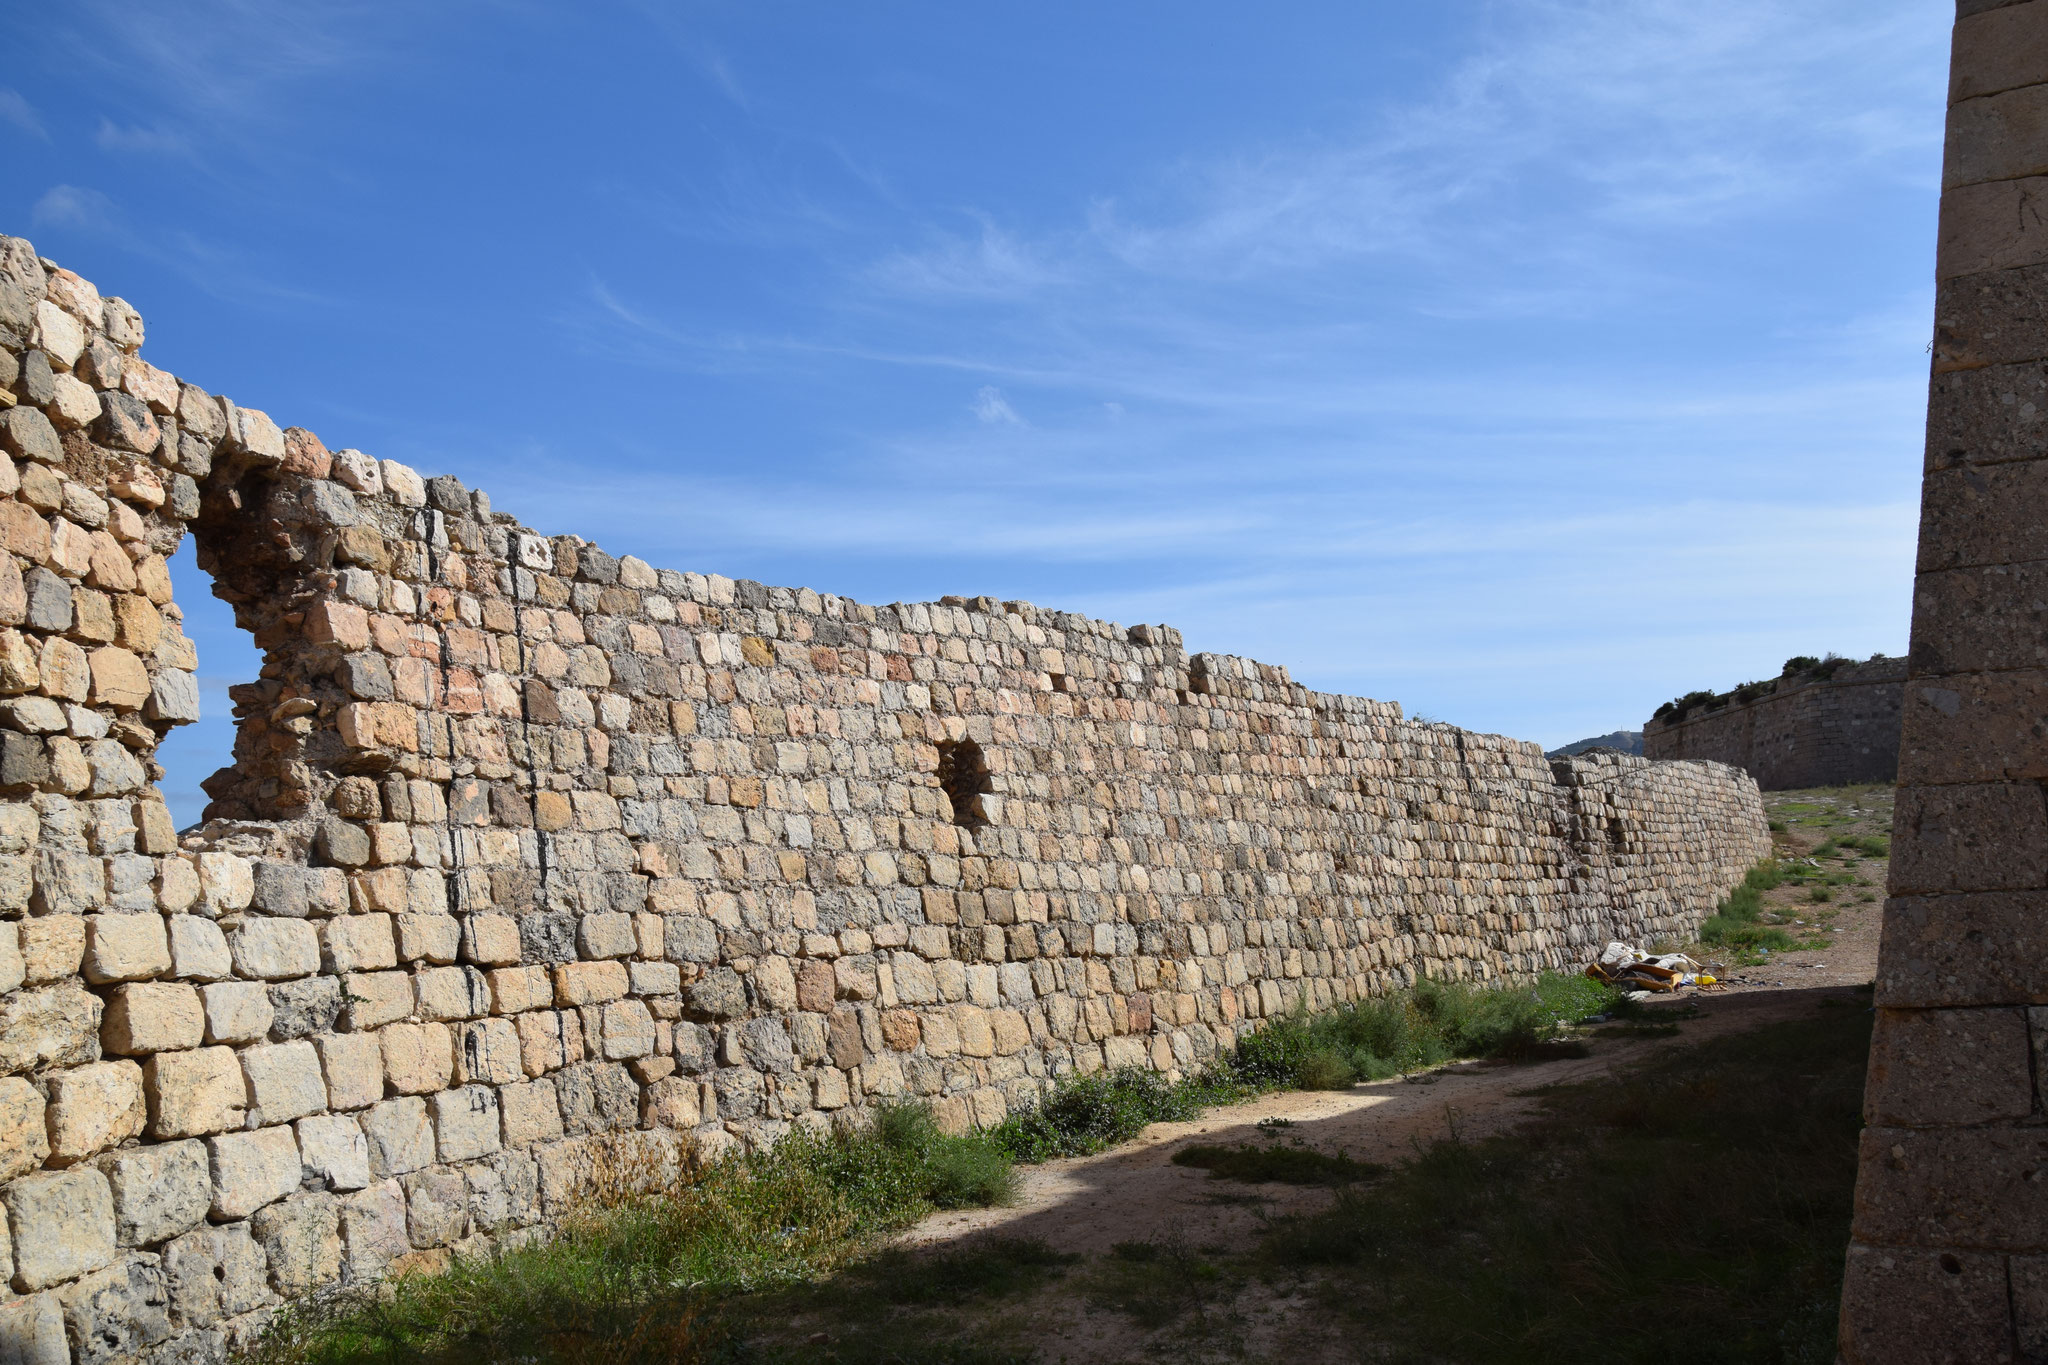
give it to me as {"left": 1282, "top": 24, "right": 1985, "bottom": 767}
{"left": 1642, "top": 658, "right": 1905, "bottom": 790}
{"left": 1842, "top": 2, "right": 2048, "bottom": 1357}
{"left": 0, "top": 239, "right": 1769, "bottom": 1363}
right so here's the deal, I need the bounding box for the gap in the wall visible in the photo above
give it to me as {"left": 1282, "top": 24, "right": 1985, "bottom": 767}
{"left": 156, "top": 537, "right": 263, "bottom": 830}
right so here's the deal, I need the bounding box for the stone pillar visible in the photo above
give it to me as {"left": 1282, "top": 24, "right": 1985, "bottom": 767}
{"left": 1840, "top": 2, "right": 2048, "bottom": 1358}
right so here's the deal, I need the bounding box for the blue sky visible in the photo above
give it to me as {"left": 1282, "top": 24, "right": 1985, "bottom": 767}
{"left": 4, "top": 2, "right": 1949, "bottom": 826}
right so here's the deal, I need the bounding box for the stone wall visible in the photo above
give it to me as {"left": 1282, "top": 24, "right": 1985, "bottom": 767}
{"left": 1642, "top": 656, "right": 1904, "bottom": 790}
{"left": 0, "top": 238, "right": 1770, "bottom": 1363}
{"left": 1841, "top": 2, "right": 2048, "bottom": 1358}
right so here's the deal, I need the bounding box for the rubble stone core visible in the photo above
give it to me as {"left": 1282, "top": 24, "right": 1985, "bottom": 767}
{"left": 1841, "top": 2, "right": 2048, "bottom": 1359}
{"left": 0, "top": 238, "right": 1768, "bottom": 1362}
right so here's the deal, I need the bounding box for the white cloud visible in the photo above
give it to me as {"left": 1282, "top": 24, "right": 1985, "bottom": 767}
{"left": 971, "top": 386, "right": 1022, "bottom": 426}
{"left": 95, "top": 119, "right": 195, "bottom": 158}
{"left": 31, "top": 185, "right": 117, "bottom": 231}
{"left": 0, "top": 89, "right": 45, "bottom": 138}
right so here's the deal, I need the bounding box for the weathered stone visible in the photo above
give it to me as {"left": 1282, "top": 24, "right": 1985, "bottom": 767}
{"left": 57, "top": 1254, "right": 171, "bottom": 1364}
{"left": 360, "top": 1097, "right": 435, "bottom": 1178}
{"left": 162, "top": 1224, "right": 274, "bottom": 1327}
{"left": 315, "top": 1031, "right": 385, "bottom": 1111}
{"left": 4, "top": 1168, "right": 115, "bottom": 1290}
{"left": 45, "top": 1060, "right": 146, "bottom": 1164}
{"left": 294, "top": 1112, "right": 370, "bottom": 1192}
{"left": 431, "top": 1085, "right": 502, "bottom": 1161}
{"left": 250, "top": 1193, "right": 342, "bottom": 1295}
{"left": 242, "top": 1040, "right": 329, "bottom": 1125}
{"left": 200, "top": 980, "right": 273, "bottom": 1044}
{"left": 105, "top": 1140, "right": 209, "bottom": 1247}
{"left": 143, "top": 1046, "right": 246, "bottom": 1138}
{"left": 207, "top": 1125, "right": 302, "bottom": 1220}
{"left": 101, "top": 981, "right": 204, "bottom": 1054}
{"left": 0, "top": 984, "right": 100, "bottom": 1074}
{"left": 82, "top": 911, "right": 169, "bottom": 984}
{"left": 229, "top": 918, "right": 319, "bottom": 980}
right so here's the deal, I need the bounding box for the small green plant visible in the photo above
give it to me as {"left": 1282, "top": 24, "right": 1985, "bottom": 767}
{"left": 1698, "top": 861, "right": 1795, "bottom": 952}
{"left": 1807, "top": 887, "right": 1833, "bottom": 904}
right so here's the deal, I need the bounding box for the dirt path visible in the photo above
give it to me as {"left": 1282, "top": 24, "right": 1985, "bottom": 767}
{"left": 901, "top": 983, "right": 1858, "bottom": 1266}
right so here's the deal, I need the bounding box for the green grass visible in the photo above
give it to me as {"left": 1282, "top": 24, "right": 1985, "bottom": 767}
{"left": 990, "top": 972, "right": 1618, "bottom": 1161}
{"left": 1697, "top": 860, "right": 1795, "bottom": 953}
{"left": 247, "top": 1103, "right": 1018, "bottom": 1365}
{"left": 1171, "top": 1142, "right": 1385, "bottom": 1186}
{"left": 1263, "top": 1000, "right": 1873, "bottom": 1364}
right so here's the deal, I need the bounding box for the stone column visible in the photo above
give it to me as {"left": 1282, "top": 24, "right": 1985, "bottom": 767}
{"left": 1841, "top": 2, "right": 2048, "bottom": 1358}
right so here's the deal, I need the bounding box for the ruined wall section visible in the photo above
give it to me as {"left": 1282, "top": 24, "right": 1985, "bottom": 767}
{"left": 1842, "top": 3, "right": 2048, "bottom": 1358}
{"left": 1642, "top": 656, "right": 1905, "bottom": 790}
{"left": 0, "top": 238, "right": 1769, "bottom": 1363}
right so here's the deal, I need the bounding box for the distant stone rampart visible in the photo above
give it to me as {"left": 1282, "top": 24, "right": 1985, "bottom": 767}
{"left": 1643, "top": 656, "right": 1904, "bottom": 790}
{"left": 0, "top": 239, "right": 1769, "bottom": 1362}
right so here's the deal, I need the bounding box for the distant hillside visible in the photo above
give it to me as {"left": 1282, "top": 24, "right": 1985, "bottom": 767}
{"left": 1546, "top": 729, "right": 1644, "bottom": 759}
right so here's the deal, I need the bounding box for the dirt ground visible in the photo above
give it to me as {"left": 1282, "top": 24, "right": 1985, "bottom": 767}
{"left": 855, "top": 785, "right": 1890, "bottom": 1362}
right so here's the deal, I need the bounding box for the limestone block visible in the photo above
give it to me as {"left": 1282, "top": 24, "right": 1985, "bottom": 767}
{"left": 242, "top": 1040, "right": 329, "bottom": 1126}
{"left": 628, "top": 960, "right": 680, "bottom": 996}
{"left": 415, "top": 965, "right": 489, "bottom": 1021}
{"left": 156, "top": 859, "right": 200, "bottom": 915}
{"left": 555, "top": 1062, "right": 639, "bottom": 1135}
{"left": 600, "top": 1000, "right": 657, "bottom": 1061}
{"left": 487, "top": 965, "right": 551, "bottom": 1015}
{"left": 82, "top": 911, "right": 169, "bottom": 984}
{"left": 207, "top": 1125, "right": 301, "bottom": 1220}
{"left": 578, "top": 913, "right": 636, "bottom": 960}
{"left": 195, "top": 852, "right": 252, "bottom": 913}
{"left": 143, "top": 1046, "right": 246, "bottom": 1138}
{"left": 228, "top": 918, "right": 319, "bottom": 980}
{"left": 56, "top": 1254, "right": 171, "bottom": 1363}
{"left": 683, "top": 966, "right": 745, "bottom": 1018}
{"left": 315, "top": 1032, "right": 385, "bottom": 1112}
{"left": 102, "top": 980, "right": 203, "bottom": 1054}
{"left": 360, "top": 1097, "right": 435, "bottom": 1179}
{"left": 431, "top": 1085, "right": 502, "bottom": 1162}
{"left": 199, "top": 980, "right": 273, "bottom": 1045}
{"left": 31, "top": 853, "right": 101, "bottom": 918}
{"left": 0, "top": 1293, "right": 67, "bottom": 1365}
{"left": 0, "top": 924, "right": 19, "bottom": 994}
{"left": 294, "top": 1113, "right": 370, "bottom": 1192}
{"left": 555, "top": 960, "right": 629, "bottom": 1006}
{"left": 339, "top": 1179, "right": 409, "bottom": 1281}
{"left": 85, "top": 645, "right": 148, "bottom": 711}
{"left": 166, "top": 914, "right": 230, "bottom": 980}
{"left": 499, "top": 1079, "right": 564, "bottom": 1148}
{"left": 4, "top": 1168, "right": 115, "bottom": 1290}
{"left": 341, "top": 969, "right": 412, "bottom": 1030}
{"left": 105, "top": 1140, "right": 209, "bottom": 1247}
{"left": 162, "top": 1223, "right": 274, "bottom": 1327}
{"left": 319, "top": 913, "right": 395, "bottom": 973}
{"left": 380, "top": 1022, "right": 453, "bottom": 1095}
{"left": 402, "top": 1168, "right": 468, "bottom": 1248}
{"left": 45, "top": 1059, "right": 145, "bottom": 1165}
{"left": 250, "top": 1192, "right": 341, "bottom": 1295}
{"left": 452, "top": 1017, "right": 522, "bottom": 1086}
{"left": 0, "top": 1075, "right": 45, "bottom": 1189}
{"left": 395, "top": 912, "right": 459, "bottom": 964}
{"left": 463, "top": 913, "right": 522, "bottom": 967}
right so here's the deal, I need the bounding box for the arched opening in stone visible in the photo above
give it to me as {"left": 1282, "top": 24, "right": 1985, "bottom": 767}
{"left": 936, "top": 737, "right": 991, "bottom": 829}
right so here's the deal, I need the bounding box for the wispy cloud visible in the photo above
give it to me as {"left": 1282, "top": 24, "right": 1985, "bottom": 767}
{"left": 31, "top": 184, "right": 116, "bottom": 230}
{"left": 95, "top": 119, "right": 195, "bottom": 159}
{"left": 971, "top": 386, "right": 1022, "bottom": 425}
{"left": 0, "top": 89, "right": 45, "bottom": 139}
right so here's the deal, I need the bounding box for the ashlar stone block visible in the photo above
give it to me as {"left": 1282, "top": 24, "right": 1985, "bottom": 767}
{"left": 4, "top": 1168, "right": 115, "bottom": 1291}
{"left": 105, "top": 1140, "right": 209, "bottom": 1247}
{"left": 0, "top": 1076, "right": 49, "bottom": 1180}
{"left": 44, "top": 1059, "right": 145, "bottom": 1165}
{"left": 101, "top": 980, "right": 203, "bottom": 1054}
{"left": 294, "top": 1113, "right": 370, "bottom": 1192}
{"left": 81, "top": 911, "right": 168, "bottom": 984}
{"left": 143, "top": 1045, "right": 246, "bottom": 1138}
{"left": 241, "top": 1040, "right": 329, "bottom": 1126}
{"left": 207, "top": 1125, "right": 302, "bottom": 1220}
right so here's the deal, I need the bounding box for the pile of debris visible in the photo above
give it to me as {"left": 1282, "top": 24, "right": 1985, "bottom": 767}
{"left": 1584, "top": 941, "right": 1718, "bottom": 995}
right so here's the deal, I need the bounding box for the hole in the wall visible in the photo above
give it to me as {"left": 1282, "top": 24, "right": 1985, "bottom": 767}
{"left": 936, "top": 738, "right": 992, "bottom": 829}
{"left": 1606, "top": 816, "right": 1626, "bottom": 852}
{"left": 1939, "top": 1253, "right": 1962, "bottom": 1275}
{"left": 156, "top": 537, "right": 263, "bottom": 830}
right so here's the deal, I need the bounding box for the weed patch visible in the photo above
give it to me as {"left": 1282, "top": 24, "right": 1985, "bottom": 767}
{"left": 249, "top": 1103, "right": 1018, "bottom": 1365}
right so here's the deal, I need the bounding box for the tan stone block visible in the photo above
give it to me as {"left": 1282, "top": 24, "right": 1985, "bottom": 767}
{"left": 991, "top": 1009, "right": 1031, "bottom": 1055}
{"left": 431, "top": 1085, "right": 501, "bottom": 1162}
{"left": 84, "top": 645, "right": 147, "bottom": 710}
{"left": 599, "top": 1000, "right": 656, "bottom": 1061}
{"left": 82, "top": 912, "right": 169, "bottom": 984}
{"left": 341, "top": 970, "right": 412, "bottom": 1030}
{"left": 0, "top": 1076, "right": 49, "bottom": 1180}
{"left": 554, "top": 960, "right": 628, "bottom": 1006}
{"left": 516, "top": 1011, "right": 568, "bottom": 1076}
{"left": 448, "top": 1016, "right": 522, "bottom": 1088}
{"left": 143, "top": 1046, "right": 246, "bottom": 1138}
{"left": 228, "top": 918, "right": 318, "bottom": 980}
{"left": 3, "top": 1169, "right": 114, "bottom": 1290}
{"left": 199, "top": 980, "right": 272, "bottom": 1045}
{"left": 416, "top": 965, "right": 489, "bottom": 1021}
{"left": 395, "top": 912, "right": 459, "bottom": 964}
{"left": 953, "top": 1004, "right": 996, "bottom": 1058}
{"left": 45, "top": 1060, "right": 145, "bottom": 1165}
{"left": 306, "top": 600, "right": 370, "bottom": 650}
{"left": 242, "top": 1040, "right": 329, "bottom": 1126}
{"left": 795, "top": 960, "right": 836, "bottom": 1013}
{"left": 464, "top": 913, "right": 522, "bottom": 967}
{"left": 0, "top": 984, "right": 100, "bottom": 1076}
{"left": 320, "top": 913, "right": 395, "bottom": 974}
{"left": 379, "top": 1021, "right": 453, "bottom": 1095}
{"left": 498, "top": 1079, "right": 564, "bottom": 1148}
{"left": 18, "top": 917, "right": 83, "bottom": 985}
{"left": 488, "top": 965, "right": 551, "bottom": 1014}
{"left": 156, "top": 859, "right": 200, "bottom": 914}
{"left": 315, "top": 1032, "right": 384, "bottom": 1112}
{"left": 881, "top": 1010, "right": 920, "bottom": 1051}
{"left": 207, "top": 1125, "right": 300, "bottom": 1220}
{"left": 166, "top": 915, "right": 229, "bottom": 980}
{"left": 360, "top": 1097, "right": 434, "bottom": 1179}
{"left": 102, "top": 981, "right": 204, "bottom": 1055}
